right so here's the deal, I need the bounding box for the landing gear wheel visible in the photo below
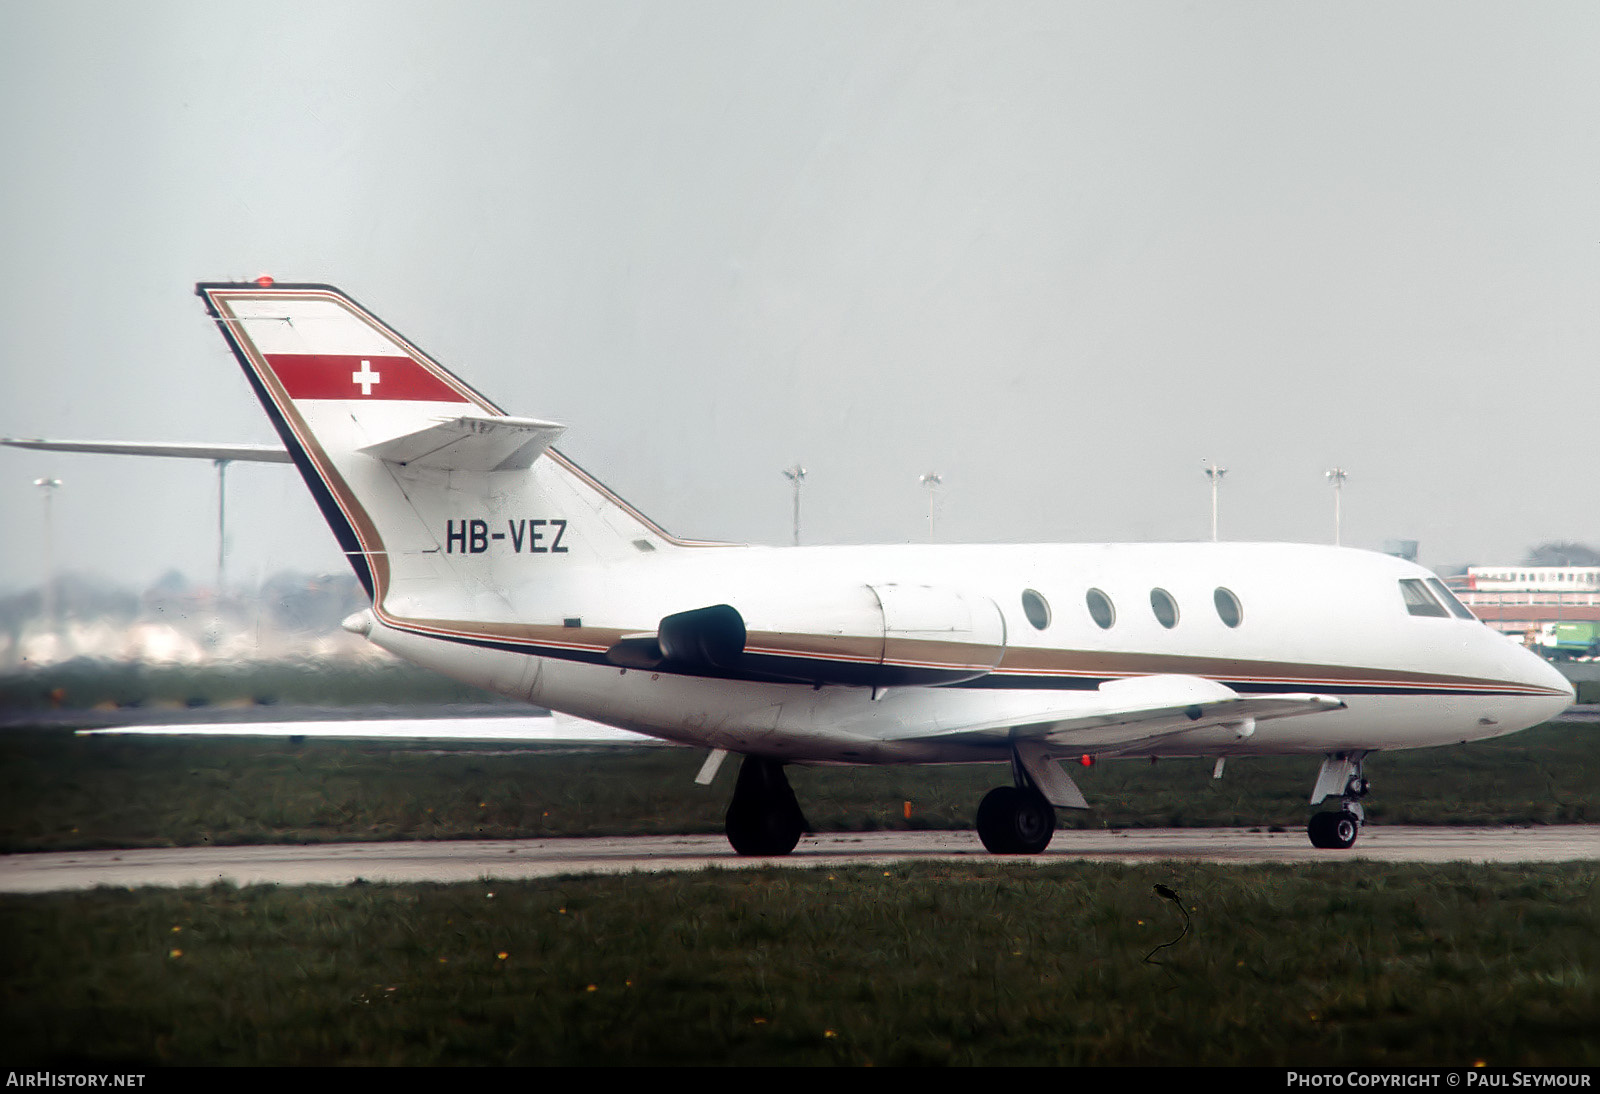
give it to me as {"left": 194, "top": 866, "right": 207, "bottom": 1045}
{"left": 1307, "top": 810, "right": 1360, "bottom": 850}
{"left": 724, "top": 755, "right": 808, "bottom": 856}
{"left": 726, "top": 801, "right": 804, "bottom": 856}
{"left": 976, "top": 786, "right": 1056, "bottom": 855}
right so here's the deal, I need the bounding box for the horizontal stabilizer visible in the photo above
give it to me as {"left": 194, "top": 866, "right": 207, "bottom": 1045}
{"left": 2, "top": 438, "right": 292, "bottom": 463}
{"left": 359, "top": 415, "right": 567, "bottom": 472}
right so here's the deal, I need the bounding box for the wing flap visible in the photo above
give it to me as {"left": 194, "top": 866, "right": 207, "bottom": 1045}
{"left": 359, "top": 415, "right": 567, "bottom": 472}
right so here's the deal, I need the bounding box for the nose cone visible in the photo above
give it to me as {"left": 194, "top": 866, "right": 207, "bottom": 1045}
{"left": 1511, "top": 642, "right": 1576, "bottom": 725}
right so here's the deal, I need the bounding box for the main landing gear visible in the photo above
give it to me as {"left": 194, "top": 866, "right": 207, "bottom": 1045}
{"left": 724, "top": 755, "right": 808, "bottom": 856}
{"left": 720, "top": 752, "right": 1063, "bottom": 857}
{"left": 975, "top": 748, "right": 1060, "bottom": 854}
{"left": 1307, "top": 752, "right": 1370, "bottom": 850}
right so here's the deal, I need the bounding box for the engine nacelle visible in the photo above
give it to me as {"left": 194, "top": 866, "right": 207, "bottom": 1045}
{"left": 622, "top": 583, "right": 1006, "bottom": 687}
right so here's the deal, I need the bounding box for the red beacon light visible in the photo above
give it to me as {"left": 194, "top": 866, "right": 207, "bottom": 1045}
{"left": 1079, "top": 754, "right": 1094, "bottom": 767}
{"left": 255, "top": 275, "right": 275, "bottom": 287}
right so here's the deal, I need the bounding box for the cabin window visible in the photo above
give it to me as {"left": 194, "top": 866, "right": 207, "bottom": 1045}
{"left": 1021, "top": 589, "right": 1051, "bottom": 630}
{"left": 1426, "top": 577, "right": 1477, "bottom": 620}
{"left": 1213, "top": 587, "right": 1243, "bottom": 628}
{"left": 1150, "top": 588, "right": 1179, "bottom": 629}
{"left": 1399, "top": 578, "right": 1449, "bottom": 617}
{"left": 1085, "top": 588, "right": 1116, "bottom": 629}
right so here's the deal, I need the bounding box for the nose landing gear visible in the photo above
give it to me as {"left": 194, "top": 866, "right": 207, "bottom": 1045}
{"left": 1307, "top": 753, "right": 1369, "bottom": 849}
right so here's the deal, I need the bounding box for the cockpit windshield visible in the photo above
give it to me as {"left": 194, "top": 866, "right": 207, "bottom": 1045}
{"left": 1398, "top": 578, "right": 1449, "bottom": 617}
{"left": 1425, "top": 578, "right": 1478, "bottom": 620}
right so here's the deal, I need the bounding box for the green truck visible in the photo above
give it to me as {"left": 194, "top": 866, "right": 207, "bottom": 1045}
{"left": 1537, "top": 621, "right": 1600, "bottom": 660}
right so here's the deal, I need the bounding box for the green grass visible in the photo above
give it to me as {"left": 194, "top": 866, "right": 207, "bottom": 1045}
{"left": 2, "top": 717, "right": 1593, "bottom": 1067}
{"left": 0, "top": 721, "right": 1594, "bottom": 853}
{"left": 1, "top": 862, "right": 1595, "bottom": 1066}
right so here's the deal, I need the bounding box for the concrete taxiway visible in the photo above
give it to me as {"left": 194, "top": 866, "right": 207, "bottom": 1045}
{"left": 2, "top": 826, "right": 1596, "bottom": 893}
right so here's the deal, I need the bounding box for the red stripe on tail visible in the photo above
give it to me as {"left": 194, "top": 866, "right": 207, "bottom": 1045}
{"left": 265, "top": 354, "right": 469, "bottom": 402}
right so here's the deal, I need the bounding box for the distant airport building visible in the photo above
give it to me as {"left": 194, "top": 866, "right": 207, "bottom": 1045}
{"left": 1383, "top": 539, "right": 1419, "bottom": 563}
{"left": 1445, "top": 567, "right": 1600, "bottom": 658}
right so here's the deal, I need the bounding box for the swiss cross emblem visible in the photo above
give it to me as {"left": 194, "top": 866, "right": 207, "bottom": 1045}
{"left": 352, "top": 359, "right": 381, "bottom": 396}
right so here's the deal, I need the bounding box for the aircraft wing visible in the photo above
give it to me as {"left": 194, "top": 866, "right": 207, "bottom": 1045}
{"left": 907, "top": 674, "right": 1345, "bottom": 753}
{"left": 2, "top": 438, "right": 292, "bottom": 463}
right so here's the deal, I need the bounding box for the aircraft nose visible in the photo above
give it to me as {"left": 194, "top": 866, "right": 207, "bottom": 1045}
{"left": 1515, "top": 643, "right": 1575, "bottom": 721}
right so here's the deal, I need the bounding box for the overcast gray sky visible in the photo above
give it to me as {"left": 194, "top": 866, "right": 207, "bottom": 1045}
{"left": 3, "top": 1, "right": 1597, "bottom": 595}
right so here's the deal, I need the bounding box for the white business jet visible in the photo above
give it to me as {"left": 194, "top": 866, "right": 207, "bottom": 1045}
{"left": 12, "top": 282, "right": 1577, "bottom": 855}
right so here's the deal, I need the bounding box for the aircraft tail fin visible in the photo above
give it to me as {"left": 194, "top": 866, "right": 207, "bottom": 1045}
{"left": 196, "top": 281, "right": 697, "bottom": 615}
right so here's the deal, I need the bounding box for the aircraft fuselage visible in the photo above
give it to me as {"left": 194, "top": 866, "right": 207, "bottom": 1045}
{"left": 357, "top": 539, "right": 1573, "bottom": 765}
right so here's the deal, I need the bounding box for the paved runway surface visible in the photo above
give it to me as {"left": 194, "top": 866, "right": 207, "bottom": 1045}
{"left": 3, "top": 826, "right": 1596, "bottom": 892}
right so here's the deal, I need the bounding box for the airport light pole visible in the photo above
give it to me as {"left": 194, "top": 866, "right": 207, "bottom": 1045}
{"left": 215, "top": 458, "right": 232, "bottom": 595}
{"left": 781, "top": 464, "right": 806, "bottom": 546}
{"left": 1202, "top": 461, "right": 1227, "bottom": 542}
{"left": 1326, "top": 467, "right": 1348, "bottom": 546}
{"left": 33, "top": 477, "right": 61, "bottom": 641}
{"left": 920, "top": 472, "right": 942, "bottom": 541}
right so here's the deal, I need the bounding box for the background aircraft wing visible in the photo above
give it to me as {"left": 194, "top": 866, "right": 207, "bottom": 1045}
{"left": 2, "top": 438, "right": 292, "bottom": 462}
{"left": 76, "top": 711, "right": 659, "bottom": 744}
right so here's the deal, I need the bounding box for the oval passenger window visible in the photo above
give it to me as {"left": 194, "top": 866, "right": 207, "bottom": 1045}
{"left": 1150, "top": 588, "right": 1179, "bottom": 629}
{"left": 1214, "top": 587, "right": 1243, "bottom": 628}
{"left": 1021, "top": 589, "right": 1051, "bottom": 631}
{"left": 1085, "top": 588, "right": 1116, "bottom": 629}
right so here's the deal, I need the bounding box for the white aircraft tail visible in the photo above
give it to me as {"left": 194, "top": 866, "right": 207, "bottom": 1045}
{"left": 197, "top": 281, "right": 691, "bottom": 615}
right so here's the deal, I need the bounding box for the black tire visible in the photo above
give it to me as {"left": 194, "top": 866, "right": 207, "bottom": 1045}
{"left": 724, "top": 756, "right": 806, "bottom": 856}
{"left": 977, "top": 787, "right": 1020, "bottom": 853}
{"left": 976, "top": 786, "right": 1056, "bottom": 855}
{"left": 1307, "top": 810, "right": 1360, "bottom": 850}
{"left": 725, "top": 800, "right": 803, "bottom": 856}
